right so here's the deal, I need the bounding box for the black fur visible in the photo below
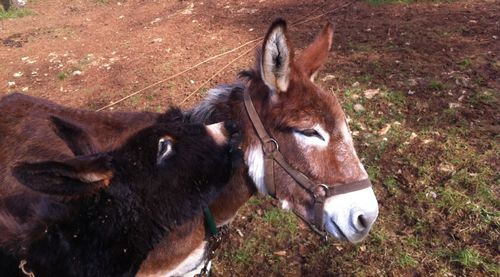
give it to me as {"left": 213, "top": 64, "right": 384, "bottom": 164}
{"left": 0, "top": 108, "right": 239, "bottom": 277}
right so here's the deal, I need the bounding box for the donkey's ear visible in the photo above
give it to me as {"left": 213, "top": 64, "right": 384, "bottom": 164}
{"left": 12, "top": 154, "right": 113, "bottom": 196}
{"left": 296, "top": 22, "right": 333, "bottom": 81}
{"left": 260, "top": 18, "right": 292, "bottom": 93}
{"left": 50, "top": 116, "right": 98, "bottom": 156}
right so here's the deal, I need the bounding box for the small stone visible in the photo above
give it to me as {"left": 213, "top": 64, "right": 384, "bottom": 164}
{"left": 150, "top": 18, "right": 161, "bottom": 24}
{"left": 363, "top": 88, "right": 380, "bottom": 99}
{"left": 274, "top": 250, "right": 287, "bottom": 256}
{"left": 407, "top": 90, "right": 416, "bottom": 95}
{"left": 72, "top": 70, "right": 82, "bottom": 76}
{"left": 13, "top": 72, "right": 23, "bottom": 78}
{"left": 237, "top": 8, "right": 259, "bottom": 14}
{"left": 118, "top": 15, "right": 125, "bottom": 19}
{"left": 378, "top": 124, "right": 391, "bottom": 135}
{"left": 449, "top": 103, "right": 461, "bottom": 109}
{"left": 236, "top": 228, "right": 244, "bottom": 237}
{"left": 22, "top": 87, "right": 29, "bottom": 92}
{"left": 321, "top": 74, "right": 335, "bottom": 82}
{"left": 353, "top": 103, "right": 365, "bottom": 112}
{"left": 408, "top": 78, "right": 418, "bottom": 86}
{"left": 151, "top": 38, "right": 163, "bottom": 43}
{"left": 181, "top": 3, "right": 194, "bottom": 14}
{"left": 8, "top": 81, "right": 16, "bottom": 87}
{"left": 426, "top": 191, "right": 437, "bottom": 199}
{"left": 438, "top": 163, "right": 455, "bottom": 173}
{"left": 352, "top": 81, "right": 360, "bottom": 87}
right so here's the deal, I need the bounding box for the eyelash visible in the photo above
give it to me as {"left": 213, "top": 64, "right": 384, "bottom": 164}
{"left": 296, "top": 129, "right": 325, "bottom": 141}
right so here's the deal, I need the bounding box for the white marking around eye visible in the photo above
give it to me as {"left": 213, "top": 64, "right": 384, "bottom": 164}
{"left": 245, "top": 144, "right": 267, "bottom": 195}
{"left": 293, "top": 124, "right": 330, "bottom": 148}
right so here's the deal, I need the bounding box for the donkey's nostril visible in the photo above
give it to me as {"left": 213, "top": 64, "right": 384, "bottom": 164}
{"left": 352, "top": 211, "right": 368, "bottom": 232}
{"left": 358, "top": 214, "right": 368, "bottom": 229}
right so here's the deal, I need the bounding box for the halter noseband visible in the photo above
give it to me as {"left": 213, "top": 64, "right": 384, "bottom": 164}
{"left": 242, "top": 90, "right": 372, "bottom": 238}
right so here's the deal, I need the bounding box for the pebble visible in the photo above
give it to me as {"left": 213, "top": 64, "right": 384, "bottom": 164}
{"left": 72, "top": 70, "right": 82, "bottom": 76}
{"left": 353, "top": 103, "right": 365, "bottom": 112}
{"left": 364, "top": 88, "right": 380, "bottom": 99}
{"left": 13, "top": 72, "right": 23, "bottom": 77}
{"left": 274, "top": 250, "right": 287, "bottom": 256}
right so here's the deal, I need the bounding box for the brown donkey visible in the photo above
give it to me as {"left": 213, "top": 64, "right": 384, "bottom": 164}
{"left": 138, "top": 18, "right": 379, "bottom": 276}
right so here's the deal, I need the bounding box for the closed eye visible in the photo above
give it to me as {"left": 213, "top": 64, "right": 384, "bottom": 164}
{"left": 296, "top": 129, "right": 325, "bottom": 141}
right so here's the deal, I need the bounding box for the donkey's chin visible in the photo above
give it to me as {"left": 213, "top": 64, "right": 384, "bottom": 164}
{"left": 325, "top": 220, "right": 369, "bottom": 243}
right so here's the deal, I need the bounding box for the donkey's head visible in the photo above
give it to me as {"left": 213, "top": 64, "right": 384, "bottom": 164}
{"left": 244, "top": 19, "right": 378, "bottom": 243}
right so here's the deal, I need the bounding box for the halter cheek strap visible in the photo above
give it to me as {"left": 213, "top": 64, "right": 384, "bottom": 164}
{"left": 243, "top": 90, "right": 372, "bottom": 238}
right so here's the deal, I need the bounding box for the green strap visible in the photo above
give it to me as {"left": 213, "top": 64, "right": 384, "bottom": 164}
{"left": 203, "top": 208, "right": 218, "bottom": 235}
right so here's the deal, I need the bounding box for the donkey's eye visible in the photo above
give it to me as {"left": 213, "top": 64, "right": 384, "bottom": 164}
{"left": 297, "top": 129, "right": 325, "bottom": 141}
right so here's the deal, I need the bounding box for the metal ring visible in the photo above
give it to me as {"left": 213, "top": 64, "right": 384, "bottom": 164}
{"left": 263, "top": 138, "right": 279, "bottom": 154}
{"left": 313, "top": 184, "right": 329, "bottom": 199}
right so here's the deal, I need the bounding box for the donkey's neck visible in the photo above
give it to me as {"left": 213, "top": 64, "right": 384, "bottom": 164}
{"left": 190, "top": 84, "right": 264, "bottom": 225}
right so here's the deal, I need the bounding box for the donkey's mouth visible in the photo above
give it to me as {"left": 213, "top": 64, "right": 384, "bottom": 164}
{"left": 326, "top": 220, "right": 348, "bottom": 241}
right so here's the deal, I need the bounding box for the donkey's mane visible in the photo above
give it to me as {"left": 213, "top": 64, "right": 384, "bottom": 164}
{"left": 188, "top": 83, "right": 245, "bottom": 124}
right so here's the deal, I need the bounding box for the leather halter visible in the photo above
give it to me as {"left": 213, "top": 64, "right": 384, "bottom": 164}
{"left": 242, "top": 90, "right": 372, "bottom": 238}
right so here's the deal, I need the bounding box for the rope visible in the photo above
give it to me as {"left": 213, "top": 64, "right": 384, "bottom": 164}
{"left": 96, "top": 1, "right": 356, "bottom": 111}
{"left": 178, "top": 44, "right": 257, "bottom": 106}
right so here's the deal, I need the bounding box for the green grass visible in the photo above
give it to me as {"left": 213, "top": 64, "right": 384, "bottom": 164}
{"left": 399, "top": 252, "right": 418, "bottom": 267}
{"left": 458, "top": 58, "right": 472, "bottom": 70}
{"left": 451, "top": 248, "right": 483, "bottom": 268}
{"left": 470, "top": 90, "right": 497, "bottom": 105}
{"left": 57, "top": 72, "right": 67, "bottom": 81}
{"left": 262, "top": 208, "right": 298, "bottom": 235}
{"left": 0, "top": 8, "right": 32, "bottom": 20}
{"left": 430, "top": 80, "right": 444, "bottom": 90}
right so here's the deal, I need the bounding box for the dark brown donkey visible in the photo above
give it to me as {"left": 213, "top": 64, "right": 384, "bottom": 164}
{"left": 141, "top": 18, "right": 379, "bottom": 276}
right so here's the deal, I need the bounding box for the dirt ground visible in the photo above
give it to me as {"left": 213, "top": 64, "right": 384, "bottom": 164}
{"left": 1, "top": 0, "right": 498, "bottom": 276}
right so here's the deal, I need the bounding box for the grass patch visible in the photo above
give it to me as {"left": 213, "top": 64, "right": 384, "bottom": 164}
{"left": 262, "top": 208, "right": 298, "bottom": 235}
{"left": 451, "top": 248, "right": 482, "bottom": 268}
{"left": 458, "top": 58, "right": 471, "bottom": 70}
{"left": 0, "top": 7, "right": 32, "bottom": 20}
{"left": 383, "top": 176, "right": 400, "bottom": 195}
{"left": 399, "top": 252, "right": 418, "bottom": 267}
{"left": 429, "top": 80, "right": 444, "bottom": 91}
{"left": 470, "top": 90, "right": 497, "bottom": 105}
{"left": 57, "top": 72, "right": 67, "bottom": 81}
